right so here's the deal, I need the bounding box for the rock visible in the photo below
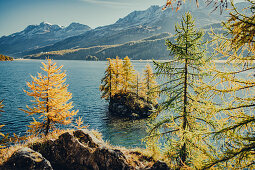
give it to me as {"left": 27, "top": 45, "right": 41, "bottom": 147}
{"left": 109, "top": 92, "right": 156, "bottom": 119}
{"left": 1, "top": 129, "right": 168, "bottom": 170}
{"left": 92, "top": 147, "right": 130, "bottom": 170}
{"left": 31, "top": 130, "right": 131, "bottom": 170}
{"left": 73, "top": 129, "right": 104, "bottom": 148}
{"left": 150, "top": 161, "right": 170, "bottom": 170}
{"left": 1, "top": 147, "right": 53, "bottom": 170}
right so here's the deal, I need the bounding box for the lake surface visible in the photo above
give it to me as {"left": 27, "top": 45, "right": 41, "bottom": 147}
{"left": 0, "top": 60, "right": 153, "bottom": 148}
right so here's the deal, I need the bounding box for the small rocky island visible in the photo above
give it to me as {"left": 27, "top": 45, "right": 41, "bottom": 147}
{"left": 0, "top": 54, "right": 13, "bottom": 61}
{"left": 109, "top": 93, "right": 157, "bottom": 119}
{"left": 0, "top": 129, "right": 170, "bottom": 170}
{"left": 100, "top": 57, "right": 158, "bottom": 119}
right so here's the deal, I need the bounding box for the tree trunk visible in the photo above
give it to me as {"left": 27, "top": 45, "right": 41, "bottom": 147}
{"left": 180, "top": 17, "right": 189, "bottom": 166}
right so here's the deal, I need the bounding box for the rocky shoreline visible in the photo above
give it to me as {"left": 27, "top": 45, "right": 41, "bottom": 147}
{"left": 0, "top": 129, "right": 170, "bottom": 170}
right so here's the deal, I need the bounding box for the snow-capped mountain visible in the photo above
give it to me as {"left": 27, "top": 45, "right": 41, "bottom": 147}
{"left": 22, "top": 2, "right": 228, "bottom": 57}
{"left": 0, "top": 0, "right": 237, "bottom": 58}
{"left": 0, "top": 22, "right": 91, "bottom": 56}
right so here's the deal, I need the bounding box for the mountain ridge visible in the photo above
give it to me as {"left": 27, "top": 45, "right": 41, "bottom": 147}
{"left": 0, "top": 1, "right": 247, "bottom": 58}
{"left": 0, "top": 22, "right": 91, "bottom": 56}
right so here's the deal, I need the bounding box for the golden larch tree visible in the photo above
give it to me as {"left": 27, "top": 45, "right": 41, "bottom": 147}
{"left": 22, "top": 59, "right": 78, "bottom": 136}
{"left": 0, "top": 100, "right": 5, "bottom": 148}
{"left": 142, "top": 64, "right": 158, "bottom": 103}
{"left": 100, "top": 58, "right": 115, "bottom": 101}
{"left": 112, "top": 56, "right": 123, "bottom": 94}
{"left": 122, "top": 56, "right": 136, "bottom": 93}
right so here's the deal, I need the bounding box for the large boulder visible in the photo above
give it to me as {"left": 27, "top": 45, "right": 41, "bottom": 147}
{"left": 150, "top": 161, "right": 171, "bottom": 170}
{"left": 1, "top": 129, "right": 171, "bottom": 170}
{"left": 0, "top": 147, "right": 52, "bottom": 170}
{"left": 31, "top": 130, "right": 131, "bottom": 170}
{"left": 109, "top": 93, "right": 156, "bottom": 119}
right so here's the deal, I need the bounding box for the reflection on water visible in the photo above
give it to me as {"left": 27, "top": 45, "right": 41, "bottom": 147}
{"left": 0, "top": 60, "right": 152, "bottom": 148}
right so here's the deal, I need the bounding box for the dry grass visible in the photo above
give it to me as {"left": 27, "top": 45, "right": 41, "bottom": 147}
{"left": 0, "top": 129, "right": 73, "bottom": 165}
{"left": 0, "top": 128, "right": 167, "bottom": 169}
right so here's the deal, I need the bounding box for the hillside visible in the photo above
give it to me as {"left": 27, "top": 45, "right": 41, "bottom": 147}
{"left": 22, "top": 2, "right": 227, "bottom": 58}
{"left": 24, "top": 23, "right": 224, "bottom": 60}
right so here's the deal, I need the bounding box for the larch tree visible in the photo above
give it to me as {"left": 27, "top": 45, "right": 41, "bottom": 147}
{"left": 146, "top": 12, "right": 214, "bottom": 168}
{"left": 135, "top": 72, "right": 142, "bottom": 98}
{"left": 112, "top": 56, "right": 124, "bottom": 94}
{"left": 122, "top": 56, "right": 136, "bottom": 93}
{"left": 202, "top": 1, "right": 255, "bottom": 168}
{"left": 100, "top": 58, "right": 115, "bottom": 101}
{"left": 22, "top": 59, "right": 78, "bottom": 136}
{"left": 0, "top": 100, "right": 5, "bottom": 147}
{"left": 142, "top": 64, "right": 158, "bottom": 103}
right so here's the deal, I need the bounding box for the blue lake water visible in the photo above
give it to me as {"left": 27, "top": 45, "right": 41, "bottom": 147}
{"left": 0, "top": 60, "right": 153, "bottom": 148}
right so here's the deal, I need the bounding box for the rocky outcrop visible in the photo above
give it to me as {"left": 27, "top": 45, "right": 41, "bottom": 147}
{"left": 1, "top": 147, "right": 53, "bottom": 170}
{"left": 1, "top": 129, "right": 170, "bottom": 170}
{"left": 30, "top": 130, "right": 130, "bottom": 170}
{"left": 150, "top": 161, "right": 170, "bottom": 170}
{"left": 109, "top": 93, "right": 156, "bottom": 119}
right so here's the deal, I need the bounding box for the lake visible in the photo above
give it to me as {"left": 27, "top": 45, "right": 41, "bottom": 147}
{"left": 0, "top": 60, "right": 153, "bottom": 148}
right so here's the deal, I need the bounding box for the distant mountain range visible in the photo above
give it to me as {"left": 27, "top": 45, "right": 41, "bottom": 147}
{"left": 0, "top": 1, "right": 247, "bottom": 60}
{"left": 0, "top": 22, "right": 91, "bottom": 57}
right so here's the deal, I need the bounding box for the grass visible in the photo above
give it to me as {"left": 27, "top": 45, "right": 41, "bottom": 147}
{"left": 0, "top": 128, "right": 169, "bottom": 168}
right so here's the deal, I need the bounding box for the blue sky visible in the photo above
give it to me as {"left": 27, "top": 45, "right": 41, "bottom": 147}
{"left": 0, "top": 0, "right": 164, "bottom": 37}
{"left": 0, "top": 0, "right": 245, "bottom": 37}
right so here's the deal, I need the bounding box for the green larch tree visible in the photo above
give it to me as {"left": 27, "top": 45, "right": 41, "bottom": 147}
{"left": 146, "top": 12, "right": 213, "bottom": 168}
{"left": 22, "top": 59, "right": 78, "bottom": 136}
{"left": 202, "top": 1, "right": 255, "bottom": 168}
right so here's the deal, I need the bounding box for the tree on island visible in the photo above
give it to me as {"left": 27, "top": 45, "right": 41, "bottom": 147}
{"left": 22, "top": 59, "right": 78, "bottom": 136}
{"left": 100, "top": 56, "right": 159, "bottom": 118}
{"left": 122, "top": 56, "right": 136, "bottom": 93}
{"left": 100, "top": 58, "right": 115, "bottom": 101}
{"left": 146, "top": 12, "right": 213, "bottom": 168}
{"left": 142, "top": 64, "right": 158, "bottom": 103}
{"left": 112, "top": 56, "right": 124, "bottom": 94}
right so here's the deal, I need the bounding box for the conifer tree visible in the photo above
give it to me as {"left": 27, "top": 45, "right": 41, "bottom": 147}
{"left": 142, "top": 64, "right": 158, "bottom": 103}
{"left": 122, "top": 56, "right": 136, "bottom": 93}
{"left": 135, "top": 72, "right": 142, "bottom": 97}
{"left": 146, "top": 12, "right": 213, "bottom": 168}
{"left": 202, "top": 1, "right": 255, "bottom": 168}
{"left": 22, "top": 59, "right": 78, "bottom": 136}
{"left": 100, "top": 58, "right": 115, "bottom": 101}
{"left": 0, "top": 100, "right": 5, "bottom": 141}
{"left": 112, "top": 56, "right": 123, "bottom": 94}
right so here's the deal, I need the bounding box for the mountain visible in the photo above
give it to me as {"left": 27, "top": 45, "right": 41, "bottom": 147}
{"left": 22, "top": 2, "right": 227, "bottom": 57}
{"left": 1, "top": 1, "right": 247, "bottom": 59}
{"left": 24, "top": 23, "right": 224, "bottom": 60}
{"left": 0, "top": 22, "right": 91, "bottom": 56}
